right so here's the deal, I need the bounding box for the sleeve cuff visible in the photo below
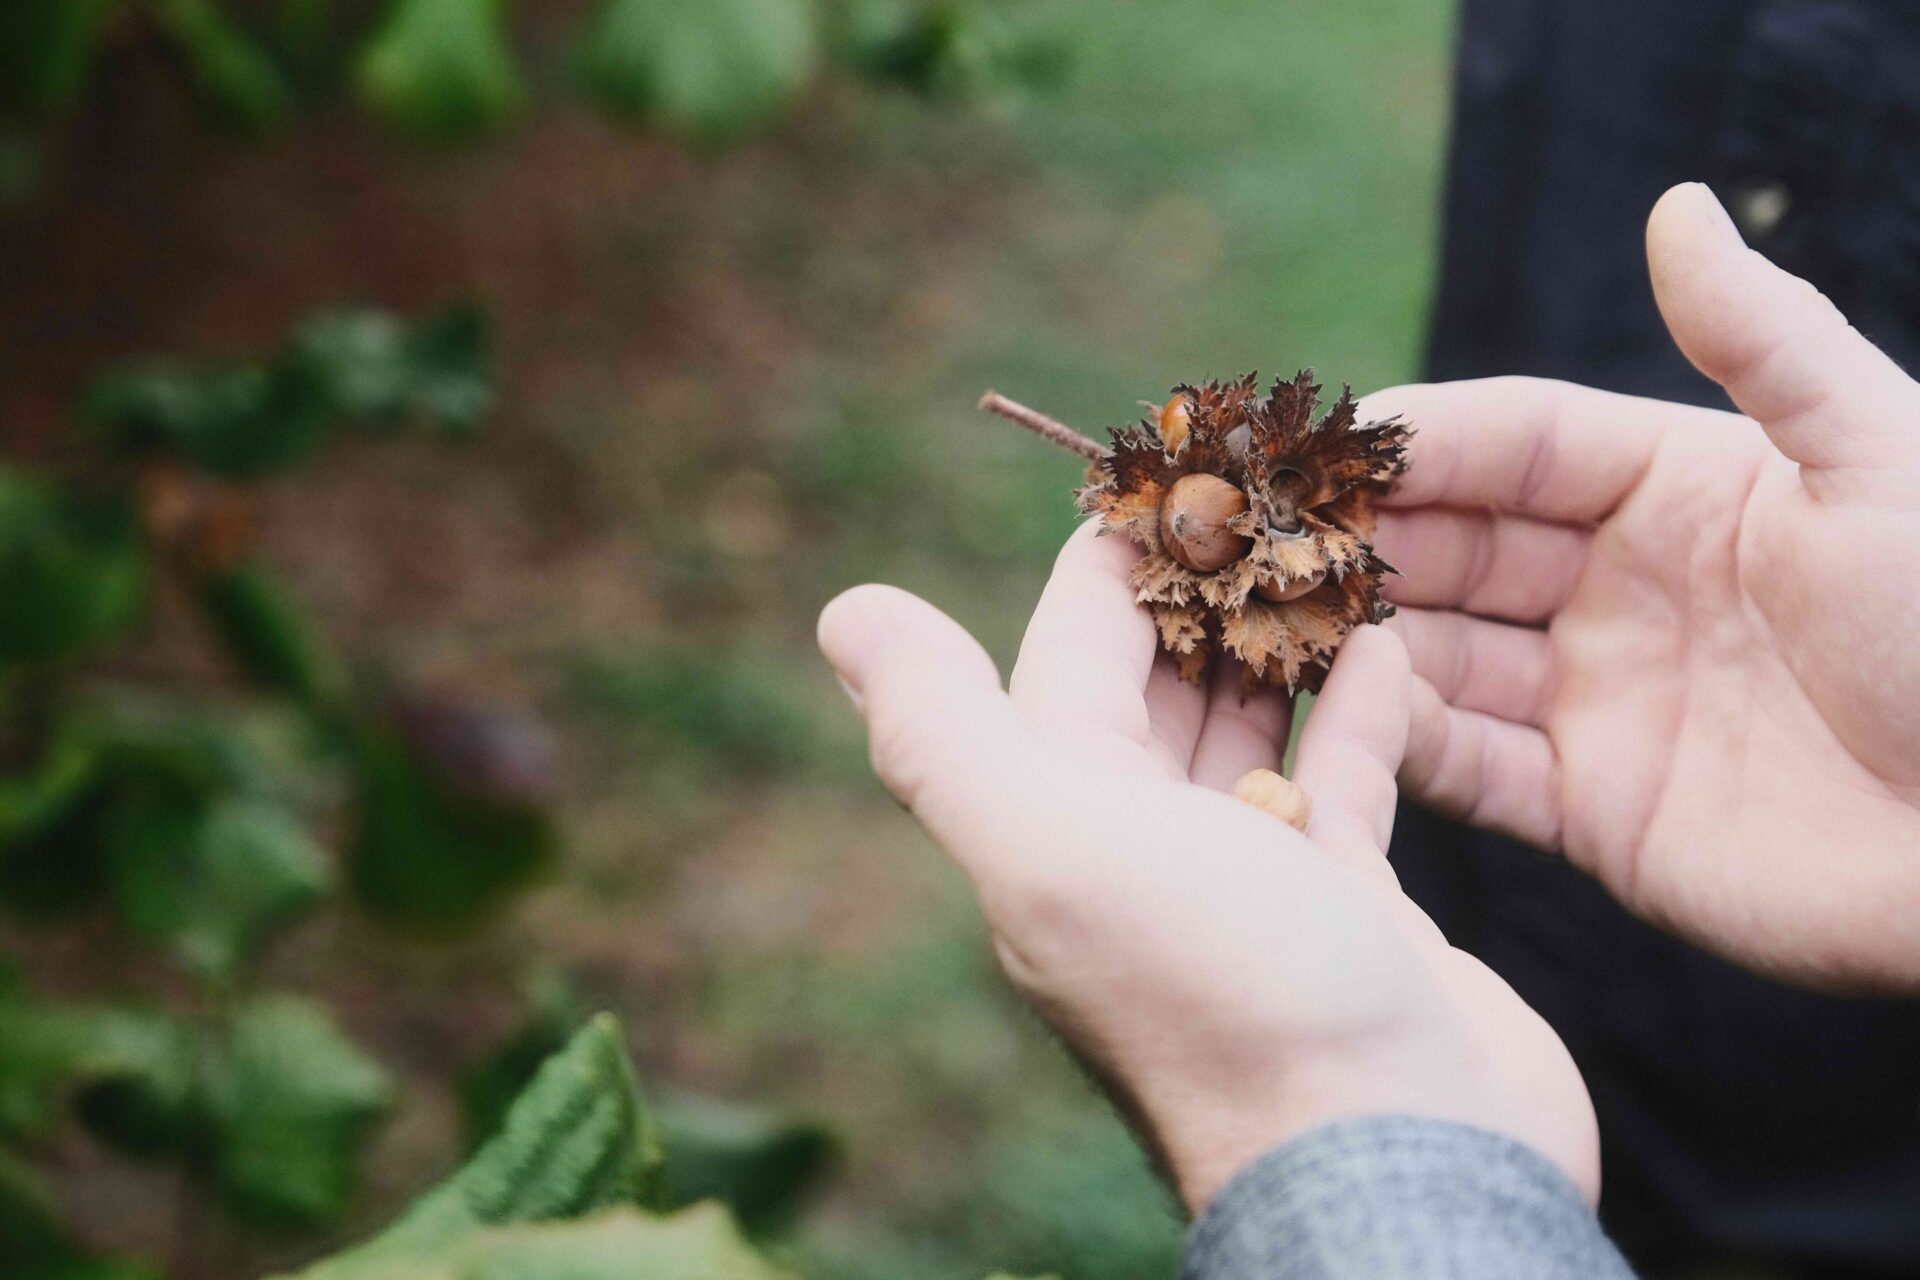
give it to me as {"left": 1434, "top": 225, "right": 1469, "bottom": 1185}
{"left": 1181, "top": 1114, "right": 1635, "bottom": 1280}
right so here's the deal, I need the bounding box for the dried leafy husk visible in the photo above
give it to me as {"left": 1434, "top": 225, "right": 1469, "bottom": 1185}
{"left": 1079, "top": 371, "right": 1408, "bottom": 693}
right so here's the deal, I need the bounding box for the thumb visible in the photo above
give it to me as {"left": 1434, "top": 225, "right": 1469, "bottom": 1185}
{"left": 1647, "top": 182, "right": 1920, "bottom": 484}
{"left": 817, "top": 584, "right": 1048, "bottom": 867}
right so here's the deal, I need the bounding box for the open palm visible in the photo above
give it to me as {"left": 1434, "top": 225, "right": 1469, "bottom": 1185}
{"left": 1370, "top": 184, "right": 1920, "bottom": 989}
{"left": 818, "top": 524, "right": 1597, "bottom": 1211}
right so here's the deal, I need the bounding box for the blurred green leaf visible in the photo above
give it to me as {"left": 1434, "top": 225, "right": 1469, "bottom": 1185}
{"left": 85, "top": 363, "right": 332, "bottom": 477}
{"left": 290, "top": 1014, "right": 662, "bottom": 1279}
{"left": 69, "top": 1010, "right": 199, "bottom": 1158}
{"left": 0, "top": 989, "right": 192, "bottom": 1148}
{"left": 203, "top": 996, "right": 392, "bottom": 1227}
{"left": 200, "top": 562, "right": 349, "bottom": 711}
{"left": 0, "top": 721, "right": 98, "bottom": 851}
{"left": 357, "top": 0, "right": 524, "bottom": 139}
{"left": 571, "top": 648, "right": 813, "bottom": 777}
{"left": 0, "top": 0, "right": 125, "bottom": 113}
{"left": 347, "top": 720, "right": 556, "bottom": 930}
{"left": 152, "top": 0, "right": 294, "bottom": 129}
{"left": 0, "top": 469, "right": 148, "bottom": 667}
{"left": 104, "top": 791, "right": 330, "bottom": 979}
{"left": 291, "top": 304, "right": 494, "bottom": 435}
{"left": 836, "top": 0, "right": 1059, "bottom": 98}
{"left": 579, "top": 0, "right": 818, "bottom": 144}
{"left": 655, "top": 1095, "right": 834, "bottom": 1236}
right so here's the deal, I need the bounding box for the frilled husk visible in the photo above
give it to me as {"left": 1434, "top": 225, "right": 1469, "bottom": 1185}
{"left": 1079, "top": 371, "right": 1409, "bottom": 694}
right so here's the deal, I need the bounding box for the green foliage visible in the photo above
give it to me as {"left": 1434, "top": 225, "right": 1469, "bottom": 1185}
{"left": 201, "top": 562, "right": 352, "bottom": 712}
{"left": 104, "top": 792, "right": 331, "bottom": 980}
{"left": 462, "top": 980, "right": 832, "bottom": 1237}
{"left": 0, "top": 306, "right": 546, "bottom": 1265}
{"left": 357, "top": 0, "right": 525, "bottom": 140}
{"left": 293, "top": 304, "right": 494, "bottom": 435}
{"left": 837, "top": 0, "right": 1059, "bottom": 98}
{"left": 0, "top": 0, "right": 124, "bottom": 113}
{"left": 295, "top": 1015, "right": 663, "bottom": 1279}
{"left": 579, "top": 0, "right": 819, "bottom": 144}
{"left": 348, "top": 724, "right": 558, "bottom": 929}
{"left": 0, "top": 468, "right": 147, "bottom": 666}
{"left": 152, "top": 0, "right": 294, "bottom": 130}
{"left": 204, "top": 997, "right": 394, "bottom": 1226}
{"left": 653, "top": 1095, "right": 835, "bottom": 1236}
{"left": 87, "top": 303, "right": 490, "bottom": 477}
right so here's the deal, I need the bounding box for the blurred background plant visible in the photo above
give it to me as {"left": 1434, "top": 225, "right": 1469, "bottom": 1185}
{"left": 0, "top": 0, "right": 1450, "bottom": 1277}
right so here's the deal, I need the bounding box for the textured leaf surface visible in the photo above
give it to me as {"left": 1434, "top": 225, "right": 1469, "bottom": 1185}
{"left": 289, "top": 1015, "right": 662, "bottom": 1279}
{"left": 204, "top": 997, "right": 393, "bottom": 1227}
{"left": 579, "top": 0, "right": 817, "bottom": 143}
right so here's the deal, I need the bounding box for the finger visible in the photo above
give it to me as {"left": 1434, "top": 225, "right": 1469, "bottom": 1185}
{"left": 1010, "top": 522, "right": 1165, "bottom": 774}
{"left": 1647, "top": 182, "right": 1920, "bottom": 489}
{"left": 1374, "top": 508, "right": 1590, "bottom": 625}
{"left": 1360, "top": 376, "right": 1705, "bottom": 524}
{"left": 1292, "top": 625, "right": 1410, "bottom": 862}
{"left": 1188, "top": 658, "right": 1294, "bottom": 793}
{"left": 1401, "top": 677, "right": 1562, "bottom": 851}
{"left": 1142, "top": 649, "right": 1208, "bottom": 772}
{"left": 819, "top": 586, "right": 1040, "bottom": 851}
{"left": 1388, "top": 608, "right": 1555, "bottom": 727}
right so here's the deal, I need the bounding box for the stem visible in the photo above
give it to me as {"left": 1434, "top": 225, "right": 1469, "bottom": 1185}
{"left": 977, "top": 391, "right": 1110, "bottom": 463}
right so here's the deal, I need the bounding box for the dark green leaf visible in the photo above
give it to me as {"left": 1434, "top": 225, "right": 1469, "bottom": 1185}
{"left": 290, "top": 1014, "right": 662, "bottom": 1279}
{"left": 578, "top": 0, "right": 818, "bottom": 144}
{"left": 85, "top": 363, "right": 332, "bottom": 477}
{"left": 291, "top": 304, "right": 493, "bottom": 435}
{"left": 199, "top": 562, "right": 349, "bottom": 711}
{"left": 348, "top": 724, "right": 556, "bottom": 930}
{"left": 152, "top": 0, "right": 293, "bottom": 129}
{"left": 356, "top": 0, "right": 525, "bottom": 139}
{"left": 655, "top": 1095, "right": 834, "bottom": 1235}
{"left": 0, "top": 468, "right": 148, "bottom": 666}
{"left": 203, "top": 996, "right": 392, "bottom": 1227}
{"left": 0, "top": 989, "right": 193, "bottom": 1147}
{"left": 0, "top": 0, "right": 125, "bottom": 113}
{"left": 104, "top": 791, "right": 330, "bottom": 979}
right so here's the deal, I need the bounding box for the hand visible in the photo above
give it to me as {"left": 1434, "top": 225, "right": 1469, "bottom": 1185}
{"left": 1368, "top": 183, "right": 1920, "bottom": 990}
{"left": 817, "top": 527, "right": 1596, "bottom": 1214}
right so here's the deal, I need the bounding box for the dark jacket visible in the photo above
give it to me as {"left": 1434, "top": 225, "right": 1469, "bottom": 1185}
{"left": 1401, "top": 0, "right": 1920, "bottom": 1273}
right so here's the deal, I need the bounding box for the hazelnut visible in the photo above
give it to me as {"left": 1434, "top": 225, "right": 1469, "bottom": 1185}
{"left": 1253, "top": 568, "right": 1327, "bottom": 603}
{"left": 1157, "top": 395, "right": 1192, "bottom": 453}
{"left": 1161, "top": 473, "right": 1252, "bottom": 572}
{"left": 1232, "top": 767, "right": 1312, "bottom": 832}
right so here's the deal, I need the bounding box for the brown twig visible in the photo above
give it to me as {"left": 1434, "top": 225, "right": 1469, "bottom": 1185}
{"left": 978, "top": 391, "right": 1111, "bottom": 463}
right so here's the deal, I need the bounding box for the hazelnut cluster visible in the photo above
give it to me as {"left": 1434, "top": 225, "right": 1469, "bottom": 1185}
{"left": 1078, "top": 371, "right": 1409, "bottom": 694}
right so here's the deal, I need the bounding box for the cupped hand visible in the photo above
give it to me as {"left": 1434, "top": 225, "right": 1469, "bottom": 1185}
{"left": 1368, "top": 183, "right": 1920, "bottom": 990}
{"left": 817, "top": 525, "right": 1596, "bottom": 1214}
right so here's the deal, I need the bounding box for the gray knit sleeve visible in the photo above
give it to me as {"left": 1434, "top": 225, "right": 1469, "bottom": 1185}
{"left": 1182, "top": 1115, "right": 1636, "bottom": 1280}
